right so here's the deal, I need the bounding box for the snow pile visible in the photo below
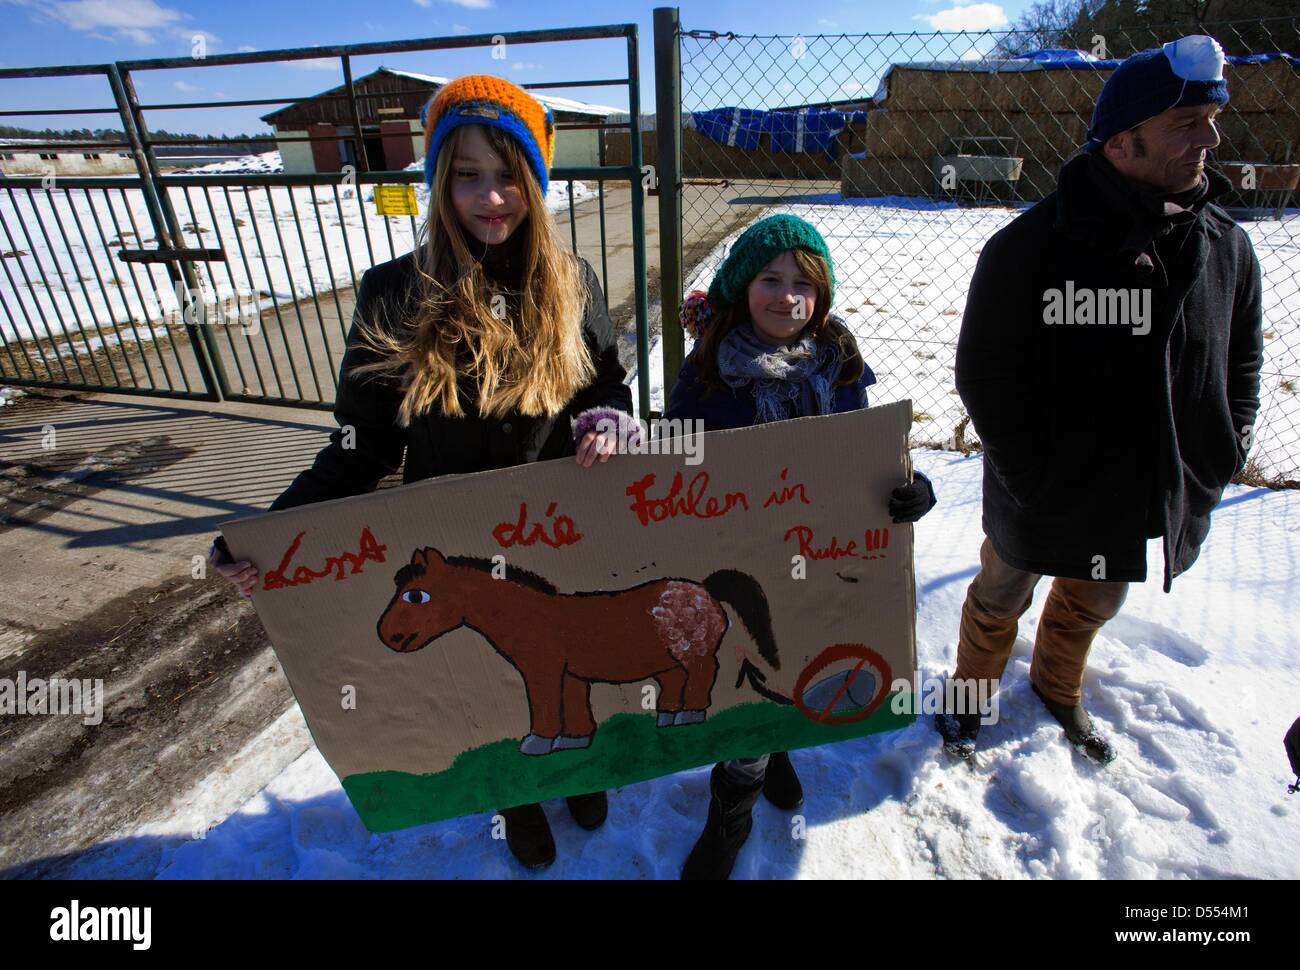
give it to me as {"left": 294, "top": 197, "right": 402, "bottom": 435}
{"left": 57, "top": 449, "right": 1300, "bottom": 879}
{"left": 0, "top": 385, "right": 26, "bottom": 407}
{"left": 172, "top": 151, "right": 284, "bottom": 175}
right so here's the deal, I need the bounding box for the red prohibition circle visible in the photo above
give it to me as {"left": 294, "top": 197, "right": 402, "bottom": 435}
{"left": 792, "top": 642, "right": 893, "bottom": 725}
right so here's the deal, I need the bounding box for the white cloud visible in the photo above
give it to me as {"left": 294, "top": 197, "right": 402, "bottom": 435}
{"left": 451, "top": 23, "right": 470, "bottom": 34}
{"left": 236, "top": 45, "right": 258, "bottom": 53}
{"left": 182, "top": 28, "right": 219, "bottom": 48}
{"left": 443, "top": 0, "right": 492, "bottom": 8}
{"left": 817, "top": 18, "right": 839, "bottom": 29}
{"left": 915, "top": 3, "right": 1008, "bottom": 31}
{"left": 412, "top": 0, "right": 432, "bottom": 6}
{"left": 6, "top": 0, "right": 187, "bottom": 44}
{"left": 838, "top": 80, "right": 873, "bottom": 97}
{"left": 173, "top": 80, "right": 198, "bottom": 92}
{"left": 7, "top": 0, "right": 220, "bottom": 50}
{"left": 510, "top": 61, "right": 540, "bottom": 71}
{"left": 284, "top": 58, "right": 341, "bottom": 71}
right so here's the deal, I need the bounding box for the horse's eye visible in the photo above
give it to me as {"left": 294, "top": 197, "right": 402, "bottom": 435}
{"left": 402, "top": 590, "right": 431, "bottom": 605}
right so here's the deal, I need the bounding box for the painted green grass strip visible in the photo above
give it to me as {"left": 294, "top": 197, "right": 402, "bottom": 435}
{"left": 343, "top": 697, "right": 913, "bottom": 832}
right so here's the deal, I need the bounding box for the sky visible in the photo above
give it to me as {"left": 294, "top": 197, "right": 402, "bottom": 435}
{"left": 0, "top": 0, "right": 1037, "bottom": 139}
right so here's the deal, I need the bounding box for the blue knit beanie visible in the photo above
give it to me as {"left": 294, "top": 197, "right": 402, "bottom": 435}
{"left": 1086, "top": 35, "right": 1229, "bottom": 148}
{"left": 707, "top": 214, "right": 836, "bottom": 307}
{"left": 419, "top": 75, "right": 555, "bottom": 194}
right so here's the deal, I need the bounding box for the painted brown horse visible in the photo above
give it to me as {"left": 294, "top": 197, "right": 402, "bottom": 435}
{"left": 377, "top": 547, "right": 781, "bottom": 756}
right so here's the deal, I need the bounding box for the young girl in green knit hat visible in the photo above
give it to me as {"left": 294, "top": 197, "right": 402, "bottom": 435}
{"left": 666, "top": 212, "right": 936, "bottom": 880}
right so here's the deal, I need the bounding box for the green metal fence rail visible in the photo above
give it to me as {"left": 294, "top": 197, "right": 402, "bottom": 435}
{"left": 0, "top": 25, "right": 653, "bottom": 416}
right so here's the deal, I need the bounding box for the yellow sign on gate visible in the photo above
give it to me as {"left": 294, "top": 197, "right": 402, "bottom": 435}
{"left": 374, "top": 184, "right": 418, "bottom": 217}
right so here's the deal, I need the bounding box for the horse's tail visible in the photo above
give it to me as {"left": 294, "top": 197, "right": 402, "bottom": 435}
{"left": 702, "top": 569, "right": 780, "bottom": 670}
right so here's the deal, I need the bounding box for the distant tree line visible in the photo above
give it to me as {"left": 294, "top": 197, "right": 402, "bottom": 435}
{"left": 0, "top": 126, "right": 269, "bottom": 156}
{"left": 993, "top": 0, "right": 1299, "bottom": 58}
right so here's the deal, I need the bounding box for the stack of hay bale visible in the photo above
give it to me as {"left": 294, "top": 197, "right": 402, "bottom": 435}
{"left": 842, "top": 56, "right": 1299, "bottom": 203}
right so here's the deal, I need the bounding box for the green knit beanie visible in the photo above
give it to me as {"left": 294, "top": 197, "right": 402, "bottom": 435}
{"left": 706, "top": 214, "right": 835, "bottom": 308}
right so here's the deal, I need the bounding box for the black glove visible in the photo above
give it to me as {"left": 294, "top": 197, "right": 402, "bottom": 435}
{"left": 889, "top": 473, "right": 936, "bottom": 524}
{"left": 209, "top": 534, "right": 234, "bottom": 566}
{"left": 1286, "top": 716, "right": 1300, "bottom": 794}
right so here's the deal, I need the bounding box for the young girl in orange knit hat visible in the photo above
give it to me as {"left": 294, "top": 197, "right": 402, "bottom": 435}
{"left": 208, "top": 74, "right": 638, "bottom": 871}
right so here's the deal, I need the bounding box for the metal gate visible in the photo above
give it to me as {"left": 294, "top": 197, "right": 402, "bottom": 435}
{"left": 0, "top": 26, "right": 651, "bottom": 414}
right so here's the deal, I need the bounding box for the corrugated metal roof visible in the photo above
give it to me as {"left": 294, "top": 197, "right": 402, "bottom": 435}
{"left": 381, "top": 68, "right": 622, "bottom": 117}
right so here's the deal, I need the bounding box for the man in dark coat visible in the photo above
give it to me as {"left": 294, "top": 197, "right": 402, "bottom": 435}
{"left": 938, "top": 35, "right": 1264, "bottom": 764}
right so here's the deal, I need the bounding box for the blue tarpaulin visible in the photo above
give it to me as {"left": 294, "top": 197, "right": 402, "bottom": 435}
{"left": 692, "top": 107, "right": 767, "bottom": 150}
{"left": 692, "top": 107, "right": 871, "bottom": 156}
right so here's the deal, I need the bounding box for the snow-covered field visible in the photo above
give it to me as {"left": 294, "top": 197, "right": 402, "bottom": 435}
{"left": 0, "top": 151, "right": 596, "bottom": 345}
{"left": 665, "top": 197, "right": 1300, "bottom": 481}
{"left": 54, "top": 448, "right": 1300, "bottom": 879}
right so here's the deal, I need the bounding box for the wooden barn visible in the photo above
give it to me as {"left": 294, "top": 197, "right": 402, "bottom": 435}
{"left": 261, "top": 67, "right": 621, "bottom": 176}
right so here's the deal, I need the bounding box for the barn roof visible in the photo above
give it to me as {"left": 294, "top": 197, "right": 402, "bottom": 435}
{"left": 261, "top": 67, "right": 621, "bottom": 125}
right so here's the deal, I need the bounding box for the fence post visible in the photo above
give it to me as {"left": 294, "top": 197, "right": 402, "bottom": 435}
{"left": 107, "top": 63, "right": 227, "bottom": 402}
{"left": 654, "top": 6, "right": 685, "bottom": 398}
{"left": 626, "top": 25, "right": 652, "bottom": 419}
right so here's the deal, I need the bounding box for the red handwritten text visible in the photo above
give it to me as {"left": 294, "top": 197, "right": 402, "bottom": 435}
{"left": 762, "top": 467, "right": 811, "bottom": 509}
{"left": 493, "top": 501, "right": 583, "bottom": 549}
{"left": 263, "top": 526, "right": 387, "bottom": 591}
{"left": 783, "top": 524, "right": 890, "bottom": 562}
{"left": 625, "top": 471, "right": 750, "bottom": 526}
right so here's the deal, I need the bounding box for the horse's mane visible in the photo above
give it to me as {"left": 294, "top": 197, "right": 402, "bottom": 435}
{"left": 393, "top": 561, "right": 426, "bottom": 588}
{"left": 445, "top": 554, "right": 558, "bottom": 595}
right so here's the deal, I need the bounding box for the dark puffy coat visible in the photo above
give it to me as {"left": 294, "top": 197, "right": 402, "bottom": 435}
{"left": 665, "top": 320, "right": 936, "bottom": 503}
{"left": 955, "top": 152, "right": 1263, "bottom": 591}
{"left": 664, "top": 317, "right": 876, "bottom": 429}
{"left": 267, "top": 250, "right": 633, "bottom": 513}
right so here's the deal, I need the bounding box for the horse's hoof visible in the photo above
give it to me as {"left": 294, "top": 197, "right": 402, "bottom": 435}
{"left": 519, "top": 734, "right": 555, "bottom": 756}
{"left": 552, "top": 734, "right": 593, "bottom": 751}
{"left": 655, "top": 712, "right": 677, "bottom": 728}
{"left": 672, "top": 709, "right": 706, "bottom": 726}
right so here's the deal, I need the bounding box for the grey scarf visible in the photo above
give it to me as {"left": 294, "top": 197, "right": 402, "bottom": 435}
{"left": 716, "top": 320, "right": 841, "bottom": 424}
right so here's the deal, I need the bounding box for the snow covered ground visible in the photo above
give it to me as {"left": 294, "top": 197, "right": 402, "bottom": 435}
{"left": 664, "top": 197, "right": 1300, "bottom": 481}
{"left": 55, "top": 447, "right": 1300, "bottom": 879}
{"left": 0, "top": 152, "right": 596, "bottom": 346}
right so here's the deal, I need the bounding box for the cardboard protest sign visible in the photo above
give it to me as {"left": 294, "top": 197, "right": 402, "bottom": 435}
{"left": 221, "top": 400, "right": 917, "bottom": 832}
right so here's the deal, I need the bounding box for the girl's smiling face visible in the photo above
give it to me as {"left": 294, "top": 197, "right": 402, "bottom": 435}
{"left": 746, "top": 250, "right": 817, "bottom": 346}
{"left": 448, "top": 124, "right": 529, "bottom": 245}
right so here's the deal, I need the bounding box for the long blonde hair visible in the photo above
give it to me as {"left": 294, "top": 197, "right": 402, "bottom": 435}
{"left": 352, "top": 123, "right": 594, "bottom": 426}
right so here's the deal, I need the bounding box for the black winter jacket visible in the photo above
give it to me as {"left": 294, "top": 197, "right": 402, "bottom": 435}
{"left": 955, "top": 153, "right": 1263, "bottom": 591}
{"left": 265, "top": 247, "right": 634, "bottom": 513}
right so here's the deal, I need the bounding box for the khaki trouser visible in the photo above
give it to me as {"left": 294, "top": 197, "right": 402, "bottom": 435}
{"left": 953, "top": 537, "right": 1129, "bottom": 706}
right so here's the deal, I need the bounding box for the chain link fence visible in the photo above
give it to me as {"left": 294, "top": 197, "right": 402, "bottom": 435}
{"left": 677, "top": 18, "right": 1299, "bottom": 483}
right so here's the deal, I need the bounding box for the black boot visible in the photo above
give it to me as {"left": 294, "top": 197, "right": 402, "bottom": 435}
{"left": 565, "top": 790, "right": 608, "bottom": 830}
{"left": 1032, "top": 683, "right": 1117, "bottom": 765}
{"left": 498, "top": 802, "right": 556, "bottom": 870}
{"left": 681, "top": 763, "right": 764, "bottom": 880}
{"left": 935, "top": 707, "right": 982, "bottom": 761}
{"left": 762, "top": 751, "right": 804, "bottom": 810}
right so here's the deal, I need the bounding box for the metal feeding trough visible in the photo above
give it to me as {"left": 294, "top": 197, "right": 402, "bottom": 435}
{"left": 1217, "top": 160, "right": 1300, "bottom": 221}
{"left": 932, "top": 136, "right": 1024, "bottom": 204}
